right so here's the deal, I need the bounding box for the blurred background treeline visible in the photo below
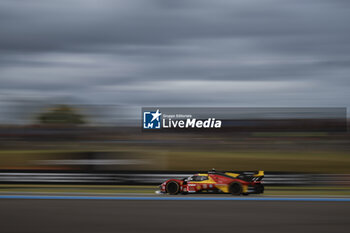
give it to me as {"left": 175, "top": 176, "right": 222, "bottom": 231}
{"left": 0, "top": 104, "right": 349, "bottom": 174}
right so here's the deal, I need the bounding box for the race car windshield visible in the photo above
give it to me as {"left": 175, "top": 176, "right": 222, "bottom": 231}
{"left": 189, "top": 176, "right": 208, "bottom": 181}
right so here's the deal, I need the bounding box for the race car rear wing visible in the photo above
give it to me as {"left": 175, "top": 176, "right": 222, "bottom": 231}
{"left": 254, "top": 170, "right": 264, "bottom": 177}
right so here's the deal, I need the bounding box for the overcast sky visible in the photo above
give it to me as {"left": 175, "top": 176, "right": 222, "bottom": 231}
{"left": 0, "top": 0, "right": 349, "bottom": 122}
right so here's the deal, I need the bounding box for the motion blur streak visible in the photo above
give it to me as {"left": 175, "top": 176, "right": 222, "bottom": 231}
{"left": 1, "top": 0, "right": 350, "bottom": 232}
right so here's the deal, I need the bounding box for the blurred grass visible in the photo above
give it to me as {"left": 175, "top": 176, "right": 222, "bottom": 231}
{"left": 252, "top": 132, "right": 329, "bottom": 137}
{"left": 165, "top": 150, "right": 350, "bottom": 173}
{"left": 0, "top": 148, "right": 350, "bottom": 173}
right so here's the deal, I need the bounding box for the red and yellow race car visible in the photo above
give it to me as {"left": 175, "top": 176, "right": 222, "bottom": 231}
{"left": 158, "top": 169, "right": 264, "bottom": 195}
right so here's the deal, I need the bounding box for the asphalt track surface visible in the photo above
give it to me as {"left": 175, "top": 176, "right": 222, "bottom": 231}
{"left": 1, "top": 195, "right": 350, "bottom": 233}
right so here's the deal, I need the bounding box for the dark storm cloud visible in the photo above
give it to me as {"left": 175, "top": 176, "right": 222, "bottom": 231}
{"left": 1, "top": 0, "right": 348, "bottom": 53}
{"left": 0, "top": 0, "right": 350, "bottom": 121}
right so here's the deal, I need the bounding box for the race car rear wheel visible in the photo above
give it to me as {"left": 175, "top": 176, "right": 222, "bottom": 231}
{"left": 255, "top": 184, "right": 264, "bottom": 194}
{"left": 166, "top": 181, "right": 180, "bottom": 195}
{"left": 229, "top": 182, "right": 242, "bottom": 195}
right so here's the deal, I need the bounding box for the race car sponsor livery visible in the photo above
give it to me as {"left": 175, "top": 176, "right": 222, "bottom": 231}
{"left": 158, "top": 169, "right": 264, "bottom": 195}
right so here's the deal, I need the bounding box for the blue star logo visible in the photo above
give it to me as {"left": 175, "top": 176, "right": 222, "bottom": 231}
{"left": 143, "top": 109, "right": 162, "bottom": 129}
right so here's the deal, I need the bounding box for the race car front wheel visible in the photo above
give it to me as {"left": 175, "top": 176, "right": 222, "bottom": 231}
{"left": 166, "top": 181, "right": 180, "bottom": 195}
{"left": 229, "top": 182, "right": 242, "bottom": 195}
